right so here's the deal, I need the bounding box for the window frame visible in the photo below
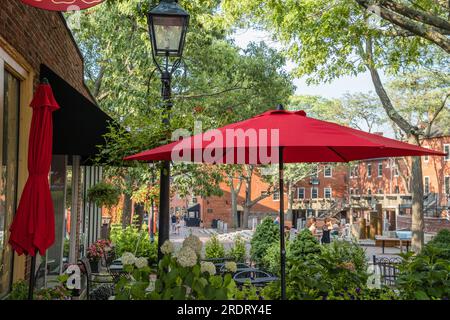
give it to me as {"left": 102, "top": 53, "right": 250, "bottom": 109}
{"left": 324, "top": 187, "right": 332, "bottom": 199}
{"left": 311, "top": 187, "right": 318, "bottom": 199}
{"left": 424, "top": 176, "right": 430, "bottom": 194}
{"left": 367, "top": 163, "right": 372, "bottom": 177}
{"left": 444, "top": 144, "right": 450, "bottom": 161}
{"left": 297, "top": 187, "right": 305, "bottom": 200}
{"left": 324, "top": 165, "right": 332, "bottom": 178}
{"left": 377, "top": 162, "right": 383, "bottom": 178}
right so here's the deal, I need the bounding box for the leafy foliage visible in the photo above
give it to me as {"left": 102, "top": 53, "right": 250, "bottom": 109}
{"left": 227, "top": 235, "right": 247, "bottom": 262}
{"left": 110, "top": 225, "right": 158, "bottom": 265}
{"left": 250, "top": 217, "right": 279, "bottom": 267}
{"left": 205, "top": 234, "right": 226, "bottom": 259}
{"left": 87, "top": 181, "right": 121, "bottom": 209}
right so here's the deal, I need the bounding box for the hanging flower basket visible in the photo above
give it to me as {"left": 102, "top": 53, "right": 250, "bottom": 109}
{"left": 87, "top": 181, "right": 121, "bottom": 210}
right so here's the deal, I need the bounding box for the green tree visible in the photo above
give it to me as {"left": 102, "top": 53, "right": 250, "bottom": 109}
{"left": 222, "top": 0, "right": 448, "bottom": 252}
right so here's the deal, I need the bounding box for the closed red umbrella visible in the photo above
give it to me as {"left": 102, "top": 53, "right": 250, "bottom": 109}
{"left": 125, "top": 105, "right": 444, "bottom": 299}
{"left": 8, "top": 79, "right": 59, "bottom": 298}
{"left": 21, "top": 0, "right": 104, "bottom": 11}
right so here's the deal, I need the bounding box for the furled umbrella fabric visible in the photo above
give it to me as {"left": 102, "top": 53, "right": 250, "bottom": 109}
{"left": 21, "top": 0, "right": 104, "bottom": 11}
{"left": 9, "top": 82, "right": 59, "bottom": 257}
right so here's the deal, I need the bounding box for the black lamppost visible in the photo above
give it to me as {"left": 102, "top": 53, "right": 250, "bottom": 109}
{"left": 147, "top": 0, "right": 189, "bottom": 260}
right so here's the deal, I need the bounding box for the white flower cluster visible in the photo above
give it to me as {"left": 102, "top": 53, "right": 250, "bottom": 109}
{"left": 225, "top": 261, "right": 237, "bottom": 273}
{"left": 200, "top": 261, "right": 216, "bottom": 276}
{"left": 135, "top": 257, "right": 148, "bottom": 269}
{"left": 121, "top": 252, "right": 136, "bottom": 266}
{"left": 161, "top": 240, "right": 174, "bottom": 255}
{"left": 182, "top": 235, "right": 203, "bottom": 255}
{"left": 176, "top": 246, "right": 198, "bottom": 268}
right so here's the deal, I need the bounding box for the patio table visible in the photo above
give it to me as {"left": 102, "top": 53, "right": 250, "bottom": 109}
{"left": 375, "top": 236, "right": 411, "bottom": 254}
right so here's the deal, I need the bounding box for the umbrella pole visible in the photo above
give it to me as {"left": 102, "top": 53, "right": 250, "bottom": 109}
{"left": 279, "top": 146, "right": 286, "bottom": 300}
{"left": 28, "top": 253, "right": 37, "bottom": 300}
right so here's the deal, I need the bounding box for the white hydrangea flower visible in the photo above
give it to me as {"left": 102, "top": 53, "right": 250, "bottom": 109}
{"left": 182, "top": 235, "right": 203, "bottom": 255}
{"left": 161, "top": 240, "right": 174, "bottom": 255}
{"left": 121, "top": 252, "right": 136, "bottom": 266}
{"left": 135, "top": 257, "right": 148, "bottom": 269}
{"left": 200, "top": 261, "right": 216, "bottom": 276}
{"left": 176, "top": 246, "right": 198, "bottom": 268}
{"left": 225, "top": 261, "right": 237, "bottom": 273}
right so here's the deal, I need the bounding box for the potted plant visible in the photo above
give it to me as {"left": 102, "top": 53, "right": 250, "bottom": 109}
{"left": 87, "top": 181, "right": 121, "bottom": 210}
{"left": 86, "top": 239, "right": 111, "bottom": 273}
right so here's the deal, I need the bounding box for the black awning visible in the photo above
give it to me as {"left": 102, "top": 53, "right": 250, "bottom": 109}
{"left": 188, "top": 203, "right": 200, "bottom": 212}
{"left": 40, "top": 65, "right": 114, "bottom": 165}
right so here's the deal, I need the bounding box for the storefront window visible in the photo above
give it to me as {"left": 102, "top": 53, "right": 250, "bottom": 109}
{"left": 0, "top": 69, "right": 20, "bottom": 297}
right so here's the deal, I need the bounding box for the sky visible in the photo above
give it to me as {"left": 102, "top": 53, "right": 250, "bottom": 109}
{"left": 232, "top": 29, "right": 381, "bottom": 99}
{"left": 232, "top": 29, "right": 395, "bottom": 136}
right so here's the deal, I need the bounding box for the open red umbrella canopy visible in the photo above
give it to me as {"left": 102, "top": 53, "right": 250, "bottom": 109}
{"left": 21, "top": 0, "right": 104, "bottom": 11}
{"left": 125, "top": 109, "right": 445, "bottom": 164}
{"left": 9, "top": 81, "right": 59, "bottom": 256}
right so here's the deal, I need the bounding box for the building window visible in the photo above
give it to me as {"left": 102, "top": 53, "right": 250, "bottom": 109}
{"left": 324, "top": 165, "right": 332, "bottom": 177}
{"left": 273, "top": 192, "right": 280, "bottom": 201}
{"left": 378, "top": 162, "right": 383, "bottom": 177}
{"left": 312, "top": 165, "right": 319, "bottom": 178}
{"left": 324, "top": 187, "right": 332, "bottom": 199}
{"left": 445, "top": 176, "right": 450, "bottom": 195}
{"left": 350, "top": 165, "right": 359, "bottom": 178}
{"left": 355, "top": 188, "right": 359, "bottom": 195}
{"left": 297, "top": 187, "right": 305, "bottom": 199}
{"left": 367, "top": 163, "right": 372, "bottom": 177}
{"left": 0, "top": 67, "right": 21, "bottom": 297}
{"left": 367, "top": 189, "right": 372, "bottom": 195}
{"left": 311, "top": 187, "right": 318, "bottom": 199}
{"left": 423, "top": 146, "right": 430, "bottom": 163}
{"left": 394, "top": 186, "right": 400, "bottom": 194}
{"left": 207, "top": 208, "right": 213, "bottom": 214}
{"left": 393, "top": 165, "right": 399, "bottom": 177}
{"left": 378, "top": 189, "right": 383, "bottom": 194}
{"left": 350, "top": 188, "right": 354, "bottom": 195}
{"left": 444, "top": 144, "right": 450, "bottom": 161}
{"left": 424, "top": 176, "right": 430, "bottom": 194}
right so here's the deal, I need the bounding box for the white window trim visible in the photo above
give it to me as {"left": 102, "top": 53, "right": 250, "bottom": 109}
{"left": 297, "top": 187, "right": 305, "bottom": 200}
{"left": 444, "top": 144, "right": 450, "bottom": 161}
{"left": 311, "top": 187, "right": 318, "bottom": 199}
{"left": 324, "top": 187, "right": 332, "bottom": 199}
{"left": 393, "top": 165, "right": 399, "bottom": 177}
{"left": 423, "top": 146, "right": 430, "bottom": 162}
{"left": 367, "top": 163, "right": 372, "bottom": 178}
{"left": 424, "top": 176, "right": 430, "bottom": 193}
{"left": 377, "top": 162, "right": 383, "bottom": 178}
{"left": 324, "top": 166, "right": 332, "bottom": 178}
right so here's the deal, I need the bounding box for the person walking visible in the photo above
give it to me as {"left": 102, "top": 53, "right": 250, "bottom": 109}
{"left": 171, "top": 214, "right": 177, "bottom": 234}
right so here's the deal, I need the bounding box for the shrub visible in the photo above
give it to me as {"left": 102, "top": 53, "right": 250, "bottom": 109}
{"left": 287, "top": 229, "right": 321, "bottom": 263}
{"left": 205, "top": 234, "right": 226, "bottom": 259}
{"left": 261, "top": 241, "right": 282, "bottom": 275}
{"left": 250, "top": 217, "right": 279, "bottom": 266}
{"left": 8, "top": 280, "right": 28, "bottom": 300}
{"left": 110, "top": 225, "right": 158, "bottom": 265}
{"left": 262, "top": 240, "right": 370, "bottom": 300}
{"left": 422, "top": 229, "right": 450, "bottom": 260}
{"left": 227, "top": 235, "right": 247, "bottom": 262}
{"left": 396, "top": 250, "right": 450, "bottom": 300}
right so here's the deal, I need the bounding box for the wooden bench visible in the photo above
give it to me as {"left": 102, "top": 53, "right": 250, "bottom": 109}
{"left": 375, "top": 236, "right": 411, "bottom": 254}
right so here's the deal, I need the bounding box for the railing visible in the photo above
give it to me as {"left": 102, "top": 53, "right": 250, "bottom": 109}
{"left": 372, "top": 255, "right": 402, "bottom": 287}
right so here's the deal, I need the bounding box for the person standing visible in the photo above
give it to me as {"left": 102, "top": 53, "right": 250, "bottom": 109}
{"left": 308, "top": 218, "right": 317, "bottom": 235}
{"left": 321, "top": 218, "right": 332, "bottom": 244}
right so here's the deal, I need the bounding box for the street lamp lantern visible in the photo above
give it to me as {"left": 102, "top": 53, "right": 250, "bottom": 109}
{"left": 146, "top": 0, "right": 189, "bottom": 261}
{"left": 147, "top": 0, "right": 190, "bottom": 58}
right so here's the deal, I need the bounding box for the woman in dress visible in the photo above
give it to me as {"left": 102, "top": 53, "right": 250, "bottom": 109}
{"left": 321, "top": 218, "right": 332, "bottom": 244}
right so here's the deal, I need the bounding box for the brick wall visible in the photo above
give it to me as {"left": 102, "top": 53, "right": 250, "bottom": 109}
{"left": 0, "top": 0, "right": 92, "bottom": 101}
{"left": 397, "top": 215, "right": 450, "bottom": 233}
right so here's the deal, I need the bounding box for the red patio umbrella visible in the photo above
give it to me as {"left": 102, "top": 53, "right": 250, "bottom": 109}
{"left": 125, "top": 105, "right": 444, "bottom": 299}
{"left": 21, "top": 0, "right": 104, "bottom": 11}
{"left": 9, "top": 79, "right": 59, "bottom": 299}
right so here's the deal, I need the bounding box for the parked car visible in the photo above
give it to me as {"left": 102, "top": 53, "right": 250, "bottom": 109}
{"left": 233, "top": 268, "right": 279, "bottom": 287}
